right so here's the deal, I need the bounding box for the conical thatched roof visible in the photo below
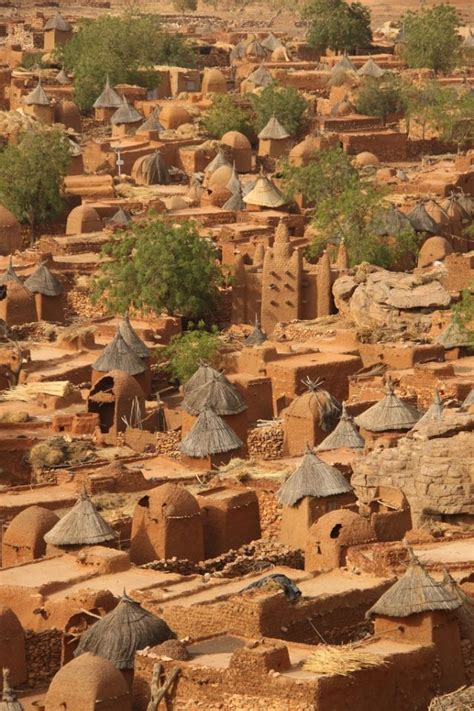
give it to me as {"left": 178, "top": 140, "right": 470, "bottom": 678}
{"left": 355, "top": 381, "right": 421, "bottom": 432}
{"left": 441, "top": 570, "right": 474, "bottom": 642}
{"left": 44, "top": 491, "right": 116, "bottom": 546}
{"left": 44, "top": 12, "right": 71, "bottom": 31}
{"left": 111, "top": 98, "right": 143, "bottom": 125}
{"left": 245, "top": 37, "right": 267, "bottom": 58}
{"left": 93, "top": 76, "right": 122, "bottom": 109}
{"left": 244, "top": 315, "right": 267, "bottom": 346}
{"left": 246, "top": 65, "right": 273, "bottom": 87}
{"left": 286, "top": 378, "right": 342, "bottom": 433}
{"left": 230, "top": 40, "right": 246, "bottom": 61}
{"left": 0, "top": 258, "right": 21, "bottom": 286}
{"left": 205, "top": 149, "right": 230, "bottom": 175}
{"left": 182, "top": 372, "right": 247, "bottom": 416}
{"left": 226, "top": 164, "right": 241, "bottom": 195}
{"left": 24, "top": 80, "right": 50, "bottom": 106}
{"left": 332, "top": 55, "right": 356, "bottom": 73}
{"left": 55, "top": 68, "right": 69, "bottom": 85}
{"left": 23, "top": 262, "right": 62, "bottom": 296}
{"left": 412, "top": 389, "right": 444, "bottom": 430}
{"left": 118, "top": 314, "right": 150, "bottom": 359}
{"left": 243, "top": 175, "right": 286, "bottom": 208}
{"left": 138, "top": 107, "right": 163, "bottom": 133}
{"left": 374, "top": 206, "right": 412, "bottom": 236}
{"left": 183, "top": 364, "right": 221, "bottom": 395}
{"left": 317, "top": 403, "right": 365, "bottom": 451}
{"left": 406, "top": 202, "right": 439, "bottom": 234}
{"left": 258, "top": 115, "right": 290, "bottom": 140}
{"left": 136, "top": 151, "right": 170, "bottom": 185}
{"left": 93, "top": 331, "right": 146, "bottom": 375}
{"left": 179, "top": 407, "right": 243, "bottom": 457}
{"left": 222, "top": 189, "right": 245, "bottom": 211}
{"left": 108, "top": 207, "right": 132, "bottom": 227}
{"left": 463, "top": 388, "right": 474, "bottom": 407}
{"left": 357, "top": 59, "right": 384, "bottom": 78}
{"left": 277, "top": 447, "right": 352, "bottom": 507}
{"left": 458, "top": 193, "right": 474, "bottom": 217}
{"left": 367, "top": 554, "right": 461, "bottom": 618}
{"left": 74, "top": 594, "right": 175, "bottom": 669}
{"left": 436, "top": 320, "right": 471, "bottom": 349}
{"left": 0, "top": 668, "right": 24, "bottom": 711}
{"left": 261, "top": 33, "right": 283, "bottom": 51}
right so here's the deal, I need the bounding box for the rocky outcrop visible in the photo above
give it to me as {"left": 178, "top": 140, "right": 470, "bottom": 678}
{"left": 352, "top": 411, "right": 474, "bottom": 526}
{"left": 333, "top": 266, "right": 451, "bottom": 339}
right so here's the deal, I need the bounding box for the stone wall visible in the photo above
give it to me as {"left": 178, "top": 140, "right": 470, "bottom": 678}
{"left": 25, "top": 629, "right": 62, "bottom": 688}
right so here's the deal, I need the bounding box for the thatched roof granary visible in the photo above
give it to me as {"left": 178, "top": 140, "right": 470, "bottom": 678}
{"left": 44, "top": 491, "right": 116, "bottom": 547}
{"left": 183, "top": 364, "right": 221, "bottom": 396}
{"left": 55, "top": 68, "right": 70, "bottom": 85}
{"left": 108, "top": 207, "right": 132, "bottom": 227}
{"left": 222, "top": 189, "right": 245, "bottom": 212}
{"left": 261, "top": 33, "right": 283, "bottom": 52}
{"left": 246, "top": 65, "right": 273, "bottom": 88}
{"left": 277, "top": 447, "right": 352, "bottom": 507}
{"left": 441, "top": 570, "right": 474, "bottom": 643}
{"left": 244, "top": 315, "right": 267, "bottom": 346}
{"left": 245, "top": 37, "right": 267, "bottom": 59}
{"left": 317, "top": 403, "right": 365, "bottom": 451}
{"left": 0, "top": 668, "right": 24, "bottom": 711}
{"left": 230, "top": 40, "right": 246, "bottom": 61}
{"left": 74, "top": 594, "right": 175, "bottom": 668}
{"left": 285, "top": 378, "right": 342, "bottom": 433}
{"left": 436, "top": 320, "right": 471, "bottom": 349}
{"left": 242, "top": 175, "right": 285, "bottom": 208}
{"left": 23, "top": 81, "right": 50, "bottom": 106}
{"left": 357, "top": 58, "right": 384, "bottom": 78}
{"left": 182, "top": 371, "right": 247, "bottom": 416}
{"left": 93, "top": 77, "right": 122, "bottom": 110}
{"left": 93, "top": 331, "right": 146, "bottom": 376}
{"left": 118, "top": 314, "right": 150, "bottom": 359}
{"left": 374, "top": 206, "right": 412, "bottom": 237}
{"left": 134, "top": 151, "right": 170, "bottom": 185}
{"left": 258, "top": 115, "right": 290, "bottom": 140}
{"left": 355, "top": 381, "right": 421, "bottom": 432}
{"left": 0, "top": 257, "right": 21, "bottom": 286}
{"left": 332, "top": 55, "right": 356, "bottom": 73}
{"left": 179, "top": 407, "right": 243, "bottom": 458}
{"left": 226, "top": 163, "right": 241, "bottom": 195}
{"left": 44, "top": 13, "right": 72, "bottom": 31}
{"left": 111, "top": 99, "right": 143, "bottom": 125}
{"left": 205, "top": 149, "right": 230, "bottom": 176}
{"left": 406, "top": 202, "right": 439, "bottom": 234}
{"left": 23, "top": 262, "right": 62, "bottom": 296}
{"left": 367, "top": 555, "right": 461, "bottom": 618}
{"left": 412, "top": 389, "right": 444, "bottom": 430}
{"left": 137, "top": 107, "right": 163, "bottom": 134}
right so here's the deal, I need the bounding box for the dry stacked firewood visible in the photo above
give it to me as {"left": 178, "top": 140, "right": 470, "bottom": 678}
{"left": 155, "top": 431, "right": 180, "bottom": 459}
{"left": 247, "top": 423, "right": 283, "bottom": 460}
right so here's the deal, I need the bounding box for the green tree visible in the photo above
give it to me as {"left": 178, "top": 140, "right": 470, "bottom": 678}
{"left": 355, "top": 74, "right": 407, "bottom": 126}
{"left": 452, "top": 286, "right": 474, "bottom": 346}
{"left": 304, "top": 0, "right": 372, "bottom": 54}
{"left": 202, "top": 95, "right": 252, "bottom": 139}
{"left": 403, "top": 79, "right": 445, "bottom": 139}
{"left": 57, "top": 14, "right": 194, "bottom": 111}
{"left": 92, "top": 218, "right": 223, "bottom": 319}
{"left": 281, "top": 147, "right": 419, "bottom": 268}
{"left": 163, "top": 322, "right": 221, "bottom": 383}
{"left": 401, "top": 4, "right": 461, "bottom": 74}
{"left": 250, "top": 83, "right": 307, "bottom": 136}
{"left": 0, "top": 128, "right": 71, "bottom": 243}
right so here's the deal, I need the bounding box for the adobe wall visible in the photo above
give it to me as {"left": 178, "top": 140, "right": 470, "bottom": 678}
{"left": 280, "top": 494, "right": 356, "bottom": 550}
{"left": 339, "top": 131, "right": 408, "bottom": 161}
{"left": 25, "top": 628, "right": 62, "bottom": 688}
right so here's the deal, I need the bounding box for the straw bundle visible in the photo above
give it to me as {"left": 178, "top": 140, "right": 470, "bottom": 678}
{"left": 0, "top": 381, "right": 73, "bottom": 402}
{"left": 303, "top": 645, "right": 388, "bottom": 676}
{"left": 179, "top": 407, "right": 243, "bottom": 458}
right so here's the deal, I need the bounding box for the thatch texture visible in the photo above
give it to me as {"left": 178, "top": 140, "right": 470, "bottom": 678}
{"left": 246, "top": 65, "right": 273, "bottom": 87}
{"left": 205, "top": 149, "right": 230, "bottom": 175}
{"left": 429, "top": 686, "right": 474, "bottom": 711}
{"left": 258, "top": 115, "right": 290, "bottom": 140}
{"left": 412, "top": 390, "right": 444, "bottom": 430}
{"left": 44, "top": 492, "right": 116, "bottom": 546}
{"left": 277, "top": 447, "right": 352, "bottom": 507}
{"left": 442, "top": 570, "right": 474, "bottom": 643}
{"left": 357, "top": 59, "right": 384, "bottom": 78}
{"left": 240, "top": 573, "right": 301, "bottom": 601}
{"left": 261, "top": 33, "right": 283, "bottom": 51}
{"left": 183, "top": 364, "right": 221, "bottom": 396}
{"left": 56, "top": 68, "right": 69, "bottom": 85}
{"left": 317, "top": 403, "right": 365, "bottom": 451}
{"left": 243, "top": 175, "right": 286, "bottom": 208}
{"left": 244, "top": 316, "right": 267, "bottom": 346}
{"left": 332, "top": 55, "right": 356, "bottom": 73}
{"left": 74, "top": 594, "right": 175, "bottom": 669}
{"left": 24, "top": 81, "right": 50, "bottom": 106}
{"left": 111, "top": 99, "right": 142, "bottom": 125}
{"left": 182, "top": 372, "right": 247, "bottom": 416}
{"left": 406, "top": 203, "right": 439, "bottom": 234}
{"left": 139, "top": 107, "right": 163, "bottom": 133}
{"left": 367, "top": 555, "right": 461, "bottom": 618}
{"left": 303, "top": 645, "right": 387, "bottom": 676}
{"left": 118, "top": 314, "right": 150, "bottom": 359}
{"left": 24, "top": 262, "right": 62, "bottom": 296}
{"left": 436, "top": 321, "right": 471, "bottom": 349}
{"left": 355, "top": 382, "right": 421, "bottom": 432}
{"left": 226, "top": 164, "right": 241, "bottom": 195}
{"left": 374, "top": 206, "right": 411, "bottom": 237}
{"left": 44, "top": 12, "right": 71, "bottom": 31}
{"left": 108, "top": 208, "right": 131, "bottom": 227}
{"left": 93, "top": 331, "right": 146, "bottom": 375}
{"left": 286, "top": 378, "right": 342, "bottom": 433}
{"left": 93, "top": 77, "right": 122, "bottom": 109}
{"left": 0, "top": 258, "right": 21, "bottom": 286}
{"left": 135, "top": 151, "right": 170, "bottom": 185}
{"left": 179, "top": 408, "right": 243, "bottom": 457}
{"left": 223, "top": 190, "right": 245, "bottom": 211}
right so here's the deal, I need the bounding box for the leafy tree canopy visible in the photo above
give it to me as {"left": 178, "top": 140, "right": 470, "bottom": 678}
{"left": 0, "top": 127, "right": 71, "bottom": 241}
{"left": 281, "top": 147, "right": 419, "bottom": 268}
{"left": 401, "top": 4, "right": 461, "bottom": 73}
{"left": 354, "top": 74, "right": 408, "bottom": 125}
{"left": 163, "top": 322, "right": 222, "bottom": 383}
{"left": 451, "top": 285, "right": 474, "bottom": 347}
{"left": 250, "top": 83, "right": 307, "bottom": 136}
{"left": 202, "top": 94, "right": 252, "bottom": 139}
{"left": 92, "top": 218, "right": 223, "bottom": 320}
{"left": 57, "top": 13, "right": 194, "bottom": 111}
{"left": 304, "top": 0, "right": 372, "bottom": 54}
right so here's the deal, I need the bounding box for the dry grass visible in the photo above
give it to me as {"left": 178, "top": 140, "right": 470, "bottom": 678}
{"left": 0, "top": 410, "right": 29, "bottom": 423}
{"left": 303, "top": 645, "right": 389, "bottom": 677}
